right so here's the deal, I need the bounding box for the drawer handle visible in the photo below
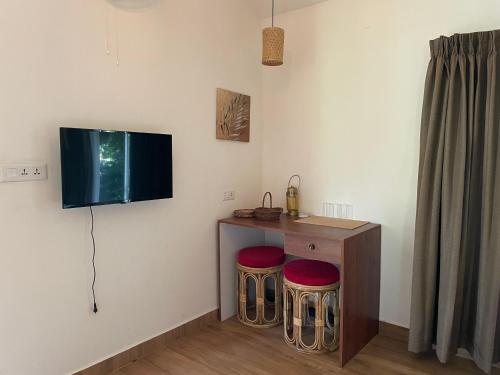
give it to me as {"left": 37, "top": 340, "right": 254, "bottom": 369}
{"left": 308, "top": 243, "right": 316, "bottom": 251}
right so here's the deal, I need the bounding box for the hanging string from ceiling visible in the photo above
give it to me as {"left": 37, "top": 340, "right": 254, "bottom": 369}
{"left": 104, "top": 1, "right": 120, "bottom": 66}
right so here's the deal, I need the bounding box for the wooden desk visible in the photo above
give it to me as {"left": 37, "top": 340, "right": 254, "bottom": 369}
{"left": 218, "top": 215, "right": 381, "bottom": 367}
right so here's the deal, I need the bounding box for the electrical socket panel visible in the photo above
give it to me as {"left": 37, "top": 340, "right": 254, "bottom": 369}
{"left": 0, "top": 163, "right": 48, "bottom": 182}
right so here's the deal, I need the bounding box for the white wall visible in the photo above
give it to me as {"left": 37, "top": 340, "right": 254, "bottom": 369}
{"left": 3, "top": 0, "right": 500, "bottom": 373}
{"left": 262, "top": 0, "right": 500, "bottom": 328}
{"left": 0, "top": 1, "right": 263, "bottom": 374}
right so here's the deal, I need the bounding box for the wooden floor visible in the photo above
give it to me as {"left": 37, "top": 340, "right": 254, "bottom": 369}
{"left": 116, "top": 317, "right": 497, "bottom": 375}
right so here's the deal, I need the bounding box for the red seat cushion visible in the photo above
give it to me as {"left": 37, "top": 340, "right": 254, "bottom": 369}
{"left": 237, "top": 246, "right": 285, "bottom": 268}
{"left": 284, "top": 259, "right": 340, "bottom": 286}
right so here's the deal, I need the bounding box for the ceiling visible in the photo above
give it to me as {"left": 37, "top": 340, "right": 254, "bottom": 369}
{"left": 107, "top": 0, "right": 328, "bottom": 15}
{"left": 254, "top": 0, "right": 328, "bottom": 17}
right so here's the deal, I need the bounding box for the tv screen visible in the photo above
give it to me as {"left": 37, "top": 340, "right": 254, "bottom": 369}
{"left": 60, "top": 127, "right": 173, "bottom": 209}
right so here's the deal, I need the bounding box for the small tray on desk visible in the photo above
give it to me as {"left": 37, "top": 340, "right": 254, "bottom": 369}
{"left": 295, "top": 216, "right": 369, "bottom": 230}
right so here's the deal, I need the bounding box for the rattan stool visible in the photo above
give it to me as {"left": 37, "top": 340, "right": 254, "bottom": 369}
{"left": 283, "top": 259, "right": 340, "bottom": 353}
{"left": 237, "top": 246, "right": 285, "bottom": 328}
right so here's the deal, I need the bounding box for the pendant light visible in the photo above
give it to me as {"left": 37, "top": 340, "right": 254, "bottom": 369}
{"left": 262, "top": 0, "right": 284, "bottom": 66}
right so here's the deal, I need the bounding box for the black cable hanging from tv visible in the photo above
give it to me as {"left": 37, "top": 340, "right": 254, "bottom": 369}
{"left": 90, "top": 206, "right": 98, "bottom": 314}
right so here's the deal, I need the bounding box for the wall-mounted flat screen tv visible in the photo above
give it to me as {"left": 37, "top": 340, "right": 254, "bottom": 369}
{"left": 60, "top": 127, "right": 173, "bottom": 209}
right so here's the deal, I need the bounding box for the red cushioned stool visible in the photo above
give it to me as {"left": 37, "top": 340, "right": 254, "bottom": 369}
{"left": 237, "top": 246, "right": 285, "bottom": 328}
{"left": 283, "top": 259, "right": 340, "bottom": 353}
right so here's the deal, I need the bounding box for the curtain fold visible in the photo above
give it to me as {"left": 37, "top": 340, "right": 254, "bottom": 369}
{"left": 409, "top": 30, "right": 500, "bottom": 374}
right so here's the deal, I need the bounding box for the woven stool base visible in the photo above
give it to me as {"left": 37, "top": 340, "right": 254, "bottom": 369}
{"left": 283, "top": 278, "right": 340, "bottom": 353}
{"left": 237, "top": 263, "right": 283, "bottom": 328}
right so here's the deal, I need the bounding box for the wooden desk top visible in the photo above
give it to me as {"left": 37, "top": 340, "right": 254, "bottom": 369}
{"left": 219, "top": 215, "right": 380, "bottom": 241}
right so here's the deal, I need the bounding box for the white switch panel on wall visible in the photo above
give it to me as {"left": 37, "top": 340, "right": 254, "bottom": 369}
{"left": 323, "top": 202, "right": 353, "bottom": 219}
{"left": 223, "top": 190, "right": 235, "bottom": 201}
{"left": 0, "top": 163, "right": 48, "bottom": 182}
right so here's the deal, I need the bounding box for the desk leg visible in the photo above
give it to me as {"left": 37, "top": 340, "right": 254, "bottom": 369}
{"left": 218, "top": 223, "right": 265, "bottom": 321}
{"left": 339, "top": 226, "right": 381, "bottom": 367}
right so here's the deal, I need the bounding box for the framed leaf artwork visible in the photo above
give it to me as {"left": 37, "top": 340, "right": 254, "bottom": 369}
{"left": 216, "top": 88, "right": 251, "bottom": 142}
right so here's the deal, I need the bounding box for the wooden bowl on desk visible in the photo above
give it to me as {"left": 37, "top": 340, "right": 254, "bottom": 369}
{"left": 255, "top": 192, "right": 283, "bottom": 221}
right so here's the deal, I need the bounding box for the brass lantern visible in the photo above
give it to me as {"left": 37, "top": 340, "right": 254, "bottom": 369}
{"left": 262, "top": 0, "right": 284, "bottom": 66}
{"left": 286, "top": 175, "right": 301, "bottom": 216}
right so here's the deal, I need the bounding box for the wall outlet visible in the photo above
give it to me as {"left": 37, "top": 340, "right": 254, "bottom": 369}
{"left": 223, "top": 190, "right": 235, "bottom": 201}
{"left": 0, "top": 163, "right": 48, "bottom": 182}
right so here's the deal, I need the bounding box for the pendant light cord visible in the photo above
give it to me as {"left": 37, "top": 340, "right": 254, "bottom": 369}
{"left": 272, "top": 0, "right": 275, "bottom": 27}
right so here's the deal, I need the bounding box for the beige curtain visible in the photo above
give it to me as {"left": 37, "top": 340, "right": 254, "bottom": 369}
{"left": 409, "top": 30, "right": 500, "bottom": 374}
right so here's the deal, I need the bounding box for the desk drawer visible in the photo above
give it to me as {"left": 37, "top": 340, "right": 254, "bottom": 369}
{"left": 284, "top": 234, "right": 341, "bottom": 264}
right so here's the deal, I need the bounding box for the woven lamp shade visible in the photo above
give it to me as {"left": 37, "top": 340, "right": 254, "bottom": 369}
{"left": 262, "top": 27, "right": 284, "bottom": 66}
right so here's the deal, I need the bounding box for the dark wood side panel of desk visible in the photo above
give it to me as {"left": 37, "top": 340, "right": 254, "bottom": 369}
{"left": 340, "top": 225, "right": 381, "bottom": 367}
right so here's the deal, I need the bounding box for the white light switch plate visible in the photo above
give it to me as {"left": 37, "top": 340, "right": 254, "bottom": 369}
{"left": 223, "top": 191, "right": 235, "bottom": 201}
{"left": 0, "top": 163, "right": 48, "bottom": 182}
{"left": 323, "top": 202, "right": 353, "bottom": 219}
